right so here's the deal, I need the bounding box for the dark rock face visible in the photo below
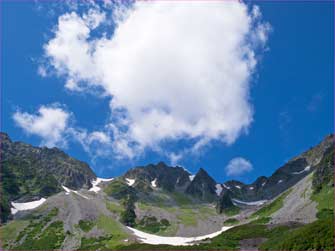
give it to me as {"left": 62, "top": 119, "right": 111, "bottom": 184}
{"left": 185, "top": 168, "right": 217, "bottom": 202}
{"left": 216, "top": 190, "right": 235, "bottom": 213}
{"left": 0, "top": 132, "right": 97, "bottom": 222}
{"left": 124, "top": 162, "right": 191, "bottom": 192}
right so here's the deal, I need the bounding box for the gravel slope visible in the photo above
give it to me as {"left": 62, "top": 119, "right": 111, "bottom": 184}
{"left": 270, "top": 172, "right": 317, "bottom": 224}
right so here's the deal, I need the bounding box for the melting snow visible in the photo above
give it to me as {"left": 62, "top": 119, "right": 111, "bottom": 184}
{"left": 232, "top": 198, "right": 267, "bottom": 206}
{"left": 11, "top": 198, "right": 46, "bottom": 215}
{"left": 126, "top": 178, "right": 136, "bottom": 186}
{"left": 90, "top": 177, "right": 114, "bottom": 193}
{"left": 215, "top": 184, "right": 223, "bottom": 196}
{"left": 127, "top": 226, "right": 233, "bottom": 246}
{"left": 151, "top": 178, "right": 157, "bottom": 188}
{"left": 189, "top": 175, "right": 195, "bottom": 181}
{"left": 235, "top": 185, "right": 241, "bottom": 189}
{"left": 292, "top": 166, "right": 311, "bottom": 175}
{"left": 62, "top": 186, "right": 90, "bottom": 199}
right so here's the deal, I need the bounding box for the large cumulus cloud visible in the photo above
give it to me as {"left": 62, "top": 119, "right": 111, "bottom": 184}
{"left": 42, "top": 1, "right": 270, "bottom": 159}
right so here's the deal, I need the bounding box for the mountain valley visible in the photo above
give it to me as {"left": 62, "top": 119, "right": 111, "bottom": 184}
{"left": 0, "top": 132, "right": 333, "bottom": 250}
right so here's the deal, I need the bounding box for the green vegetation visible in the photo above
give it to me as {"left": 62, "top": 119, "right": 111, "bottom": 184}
{"left": 250, "top": 189, "right": 291, "bottom": 219}
{"left": 137, "top": 216, "right": 170, "bottom": 233}
{"left": 96, "top": 215, "right": 129, "bottom": 249}
{"left": 104, "top": 179, "right": 136, "bottom": 200}
{"left": 312, "top": 148, "right": 334, "bottom": 193}
{"left": 223, "top": 218, "right": 239, "bottom": 225}
{"left": 120, "top": 194, "right": 137, "bottom": 227}
{"left": 311, "top": 184, "right": 334, "bottom": 211}
{"left": 106, "top": 201, "right": 124, "bottom": 214}
{"left": 260, "top": 212, "right": 334, "bottom": 251}
{"left": 0, "top": 220, "right": 29, "bottom": 247}
{"left": 249, "top": 217, "right": 271, "bottom": 224}
{"left": 9, "top": 208, "right": 65, "bottom": 250}
{"left": 224, "top": 206, "right": 240, "bottom": 216}
{"left": 116, "top": 223, "right": 292, "bottom": 250}
{"left": 80, "top": 235, "right": 113, "bottom": 250}
{"left": 77, "top": 219, "right": 95, "bottom": 232}
{"left": 0, "top": 161, "right": 60, "bottom": 222}
{"left": 199, "top": 206, "right": 217, "bottom": 216}
{"left": 171, "top": 191, "right": 192, "bottom": 205}
{"left": 177, "top": 208, "right": 197, "bottom": 226}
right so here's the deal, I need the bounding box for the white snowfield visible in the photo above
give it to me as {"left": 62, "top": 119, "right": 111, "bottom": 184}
{"left": 127, "top": 226, "right": 233, "bottom": 246}
{"left": 151, "top": 178, "right": 157, "bottom": 188}
{"left": 189, "top": 175, "right": 195, "bottom": 181}
{"left": 90, "top": 177, "right": 114, "bottom": 193}
{"left": 11, "top": 198, "right": 46, "bottom": 215}
{"left": 249, "top": 186, "right": 254, "bottom": 190}
{"left": 215, "top": 184, "right": 223, "bottom": 196}
{"left": 126, "top": 178, "right": 136, "bottom": 186}
{"left": 292, "top": 166, "right": 311, "bottom": 175}
{"left": 62, "top": 186, "right": 90, "bottom": 199}
{"left": 232, "top": 198, "right": 267, "bottom": 206}
{"left": 235, "top": 185, "right": 241, "bottom": 189}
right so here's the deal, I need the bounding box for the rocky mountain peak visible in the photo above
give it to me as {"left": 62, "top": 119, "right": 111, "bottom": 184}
{"left": 123, "top": 162, "right": 191, "bottom": 192}
{"left": 185, "top": 167, "right": 217, "bottom": 201}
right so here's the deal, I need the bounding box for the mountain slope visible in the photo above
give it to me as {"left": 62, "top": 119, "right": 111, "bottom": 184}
{"left": 0, "top": 132, "right": 96, "bottom": 222}
{"left": 0, "top": 133, "right": 333, "bottom": 250}
{"left": 220, "top": 135, "right": 333, "bottom": 202}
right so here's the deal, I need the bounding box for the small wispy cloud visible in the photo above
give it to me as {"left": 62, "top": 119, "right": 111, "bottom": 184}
{"left": 225, "top": 157, "right": 253, "bottom": 176}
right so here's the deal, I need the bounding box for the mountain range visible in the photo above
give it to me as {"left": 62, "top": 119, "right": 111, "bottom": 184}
{"left": 0, "top": 132, "right": 333, "bottom": 250}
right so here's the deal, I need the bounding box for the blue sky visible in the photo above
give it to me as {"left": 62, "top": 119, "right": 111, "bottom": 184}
{"left": 1, "top": 1, "right": 333, "bottom": 184}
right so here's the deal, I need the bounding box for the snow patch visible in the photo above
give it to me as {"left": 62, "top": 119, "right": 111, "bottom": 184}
{"left": 235, "top": 185, "right": 241, "bottom": 189}
{"left": 11, "top": 198, "right": 46, "bottom": 215}
{"left": 292, "top": 166, "right": 311, "bottom": 175}
{"left": 126, "top": 178, "right": 136, "bottom": 186}
{"left": 232, "top": 198, "right": 267, "bottom": 206}
{"left": 189, "top": 175, "right": 195, "bottom": 181}
{"left": 62, "top": 186, "right": 90, "bottom": 199}
{"left": 127, "top": 225, "right": 233, "bottom": 246}
{"left": 222, "top": 183, "right": 231, "bottom": 190}
{"left": 90, "top": 177, "right": 114, "bottom": 193}
{"left": 261, "top": 182, "right": 266, "bottom": 187}
{"left": 249, "top": 186, "right": 254, "bottom": 190}
{"left": 215, "top": 184, "right": 223, "bottom": 196}
{"left": 278, "top": 180, "right": 283, "bottom": 184}
{"left": 151, "top": 178, "right": 157, "bottom": 188}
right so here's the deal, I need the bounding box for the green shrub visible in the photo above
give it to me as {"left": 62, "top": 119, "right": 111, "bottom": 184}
{"left": 80, "top": 235, "right": 112, "bottom": 250}
{"left": 137, "top": 216, "right": 170, "bottom": 234}
{"left": 223, "top": 218, "right": 239, "bottom": 225}
{"left": 78, "top": 219, "right": 95, "bottom": 232}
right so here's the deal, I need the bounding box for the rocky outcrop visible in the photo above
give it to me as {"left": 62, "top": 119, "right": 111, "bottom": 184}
{"left": 185, "top": 168, "right": 217, "bottom": 201}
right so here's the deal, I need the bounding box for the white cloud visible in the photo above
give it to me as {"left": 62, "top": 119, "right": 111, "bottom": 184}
{"left": 13, "top": 105, "right": 70, "bottom": 147}
{"left": 43, "top": 1, "right": 270, "bottom": 159}
{"left": 225, "top": 157, "right": 253, "bottom": 176}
